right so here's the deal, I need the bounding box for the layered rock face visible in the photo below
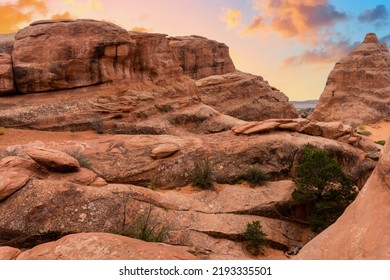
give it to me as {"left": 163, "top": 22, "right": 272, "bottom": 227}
{"left": 0, "top": 54, "right": 14, "bottom": 93}
{"left": 12, "top": 19, "right": 184, "bottom": 93}
{"left": 310, "top": 33, "right": 390, "bottom": 125}
{"left": 196, "top": 71, "right": 299, "bottom": 121}
{"left": 169, "top": 35, "right": 235, "bottom": 80}
{"left": 296, "top": 138, "right": 390, "bottom": 259}
{"left": 169, "top": 35, "right": 298, "bottom": 121}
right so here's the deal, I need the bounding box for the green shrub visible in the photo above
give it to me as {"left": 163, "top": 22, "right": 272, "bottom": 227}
{"left": 121, "top": 204, "right": 168, "bottom": 243}
{"left": 191, "top": 159, "right": 213, "bottom": 189}
{"left": 243, "top": 167, "right": 270, "bottom": 187}
{"left": 357, "top": 130, "right": 372, "bottom": 136}
{"left": 374, "top": 140, "right": 386, "bottom": 146}
{"left": 292, "top": 144, "right": 358, "bottom": 233}
{"left": 147, "top": 174, "right": 161, "bottom": 191}
{"left": 244, "top": 221, "right": 267, "bottom": 256}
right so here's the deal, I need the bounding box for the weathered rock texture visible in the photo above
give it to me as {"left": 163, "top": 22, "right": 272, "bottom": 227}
{"left": 169, "top": 35, "right": 235, "bottom": 80}
{"left": 26, "top": 147, "right": 80, "bottom": 172}
{"left": 0, "top": 246, "right": 21, "bottom": 260}
{"left": 0, "top": 33, "right": 14, "bottom": 55}
{"left": 12, "top": 20, "right": 185, "bottom": 93}
{"left": 3, "top": 131, "right": 375, "bottom": 189}
{"left": 0, "top": 54, "right": 14, "bottom": 94}
{"left": 296, "top": 138, "right": 390, "bottom": 259}
{"left": 310, "top": 33, "right": 390, "bottom": 125}
{"left": 196, "top": 71, "right": 300, "bottom": 121}
{"left": 17, "top": 233, "right": 197, "bottom": 260}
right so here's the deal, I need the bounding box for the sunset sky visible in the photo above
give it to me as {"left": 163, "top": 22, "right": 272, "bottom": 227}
{"left": 1, "top": 0, "right": 390, "bottom": 100}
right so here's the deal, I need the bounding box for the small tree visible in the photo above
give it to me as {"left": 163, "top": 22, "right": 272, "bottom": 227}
{"left": 244, "top": 221, "right": 268, "bottom": 256}
{"left": 292, "top": 144, "right": 358, "bottom": 232}
{"left": 191, "top": 159, "right": 213, "bottom": 189}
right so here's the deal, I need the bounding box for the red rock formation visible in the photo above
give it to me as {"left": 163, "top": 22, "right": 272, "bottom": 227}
{"left": 169, "top": 35, "right": 235, "bottom": 80}
{"left": 196, "top": 71, "right": 299, "bottom": 121}
{"left": 17, "top": 232, "right": 197, "bottom": 260}
{"left": 310, "top": 33, "right": 390, "bottom": 125}
{"left": 296, "top": 138, "right": 390, "bottom": 259}
{"left": 0, "top": 54, "right": 14, "bottom": 94}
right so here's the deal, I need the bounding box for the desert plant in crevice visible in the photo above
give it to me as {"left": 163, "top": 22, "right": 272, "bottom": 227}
{"left": 243, "top": 221, "right": 268, "bottom": 256}
{"left": 121, "top": 203, "right": 168, "bottom": 243}
{"left": 191, "top": 158, "right": 213, "bottom": 189}
{"left": 243, "top": 166, "right": 270, "bottom": 187}
{"left": 292, "top": 144, "right": 358, "bottom": 233}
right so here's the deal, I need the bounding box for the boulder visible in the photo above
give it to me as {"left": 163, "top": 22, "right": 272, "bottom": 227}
{"left": 151, "top": 144, "right": 179, "bottom": 159}
{"left": 25, "top": 147, "right": 80, "bottom": 172}
{"left": 196, "top": 71, "right": 300, "bottom": 121}
{"left": 17, "top": 232, "right": 197, "bottom": 260}
{"left": 0, "top": 53, "right": 15, "bottom": 94}
{"left": 0, "top": 168, "right": 30, "bottom": 201}
{"left": 310, "top": 33, "right": 390, "bottom": 125}
{"left": 169, "top": 35, "right": 235, "bottom": 80}
{"left": 0, "top": 246, "right": 21, "bottom": 260}
{"left": 296, "top": 138, "right": 390, "bottom": 259}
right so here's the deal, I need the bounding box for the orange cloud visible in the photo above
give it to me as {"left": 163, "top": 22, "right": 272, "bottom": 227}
{"left": 51, "top": 12, "right": 73, "bottom": 20}
{"left": 242, "top": 15, "right": 263, "bottom": 34}
{"left": 131, "top": 26, "right": 149, "bottom": 33}
{"left": 0, "top": 0, "right": 48, "bottom": 33}
{"left": 221, "top": 8, "right": 242, "bottom": 29}
{"left": 249, "top": 0, "right": 347, "bottom": 43}
{"left": 283, "top": 40, "right": 358, "bottom": 66}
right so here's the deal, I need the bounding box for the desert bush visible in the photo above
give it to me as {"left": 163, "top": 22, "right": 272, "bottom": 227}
{"left": 0, "top": 130, "right": 4, "bottom": 135}
{"left": 121, "top": 204, "right": 168, "bottom": 243}
{"left": 374, "top": 140, "right": 386, "bottom": 146}
{"left": 357, "top": 130, "right": 372, "bottom": 136}
{"left": 146, "top": 174, "right": 161, "bottom": 191}
{"left": 191, "top": 159, "right": 213, "bottom": 189}
{"left": 243, "top": 167, "right": 270, "bottom": 187}
{"left": 244, "top": 221, "right": 267, "bottom": 256}
{"left": 292, "top": 144, "right": 357, "bottom": 232}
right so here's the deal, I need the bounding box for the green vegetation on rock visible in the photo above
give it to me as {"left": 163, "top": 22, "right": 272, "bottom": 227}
{"left": 292, "top": 144, "right": 358, "bottom": 233}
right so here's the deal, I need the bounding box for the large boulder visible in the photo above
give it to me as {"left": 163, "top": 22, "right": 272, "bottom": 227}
{"left": 17, "top": 232, "right": 197, "bottom": 260}
{"left": 25, "top": 147, "right": 80, "bottom": 172}
{"left": 12, "top": 19, "right": 184, "bottom": 93}
{"left": 310, "top": 33, "right": 390, "bottom": 126}
{"left": 196, "top": 71, "right": 299, "bottom": 121}
{"left": 0, "top": 168, "right": 30, "bottom": 201}
{"left": 296, "top": 138, "right": 390, "bottom": 259}
{"left": 0, "top": 54, "right": 15, "bottom": 94}
{"left": 169, "top": 35, "right": 235, "bottom": 80}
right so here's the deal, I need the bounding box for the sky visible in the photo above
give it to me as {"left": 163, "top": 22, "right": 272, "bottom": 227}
{"left": 1, "top": 0, "right": 390, "bottom": 101}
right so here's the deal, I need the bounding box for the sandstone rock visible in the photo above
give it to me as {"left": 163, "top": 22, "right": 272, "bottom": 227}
{"left": 25, "top": 147, "right": 80, "bottom": 172}
{"left": 241, "top": 121, "right": 280, "bottom": 135}
{"left": 13, "top": 131, "right": 376, "bottom": 189}
{"left": 196, "top": 71, "right": 300, "bottom": 121}
{"left": 89, "top": 177, "right": 108, "bottom": 187}
{"left": 17, "top": 232, "right": 197, "bottom": 260}
{"left": 0, "top": 168, "right": 30, "bottom": 201}
{"left": 0, "top": 246, "right": 21, "bottom": 260}
{"left": 0, "top": 33, "right": 14, "bottom": 55}
{"left": 310, "top": 33, "right": 390, "bottom": 125}
{"left": 12, "top": 20, "right": 138, "bottom": 93}
{"left": 296, "top": 138, "right": 390, "bottom": 259}
{"left": 0, "top": 53, "right": 15, "bottom": 94}
{"left": 0, "top": 156, "right": 37, "bottom": 170}
{"left": 0, "top": 178, "right": 306, "bottom": 258}
{"left": 151, "top": 144, "right": 179, "bottom": 159}
{"left": 169, "top": 35, "right": 235, "bottom": 80}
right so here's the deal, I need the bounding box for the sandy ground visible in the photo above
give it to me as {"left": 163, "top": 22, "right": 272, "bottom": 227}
{"left": 365, "top": 120, "right": 390, "bottom": 142}
{"left": 0, "top": 128, "right": 101, "bottom": 149}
